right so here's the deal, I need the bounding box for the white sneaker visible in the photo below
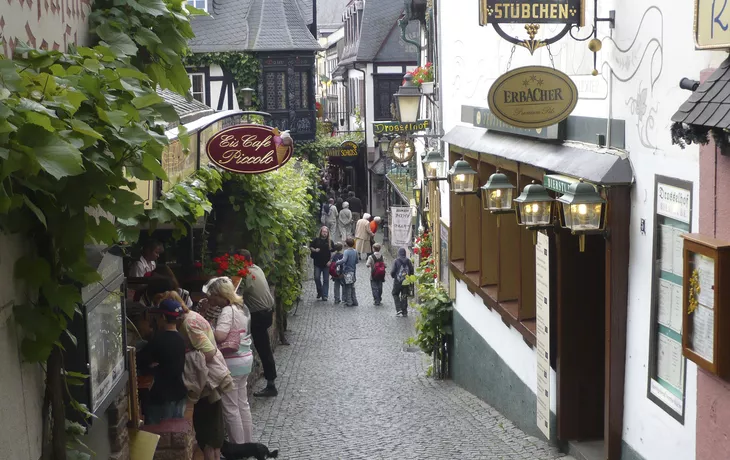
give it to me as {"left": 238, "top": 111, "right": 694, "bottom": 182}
{"left": 396, "top": 311, "right": 403, "bottom": 317}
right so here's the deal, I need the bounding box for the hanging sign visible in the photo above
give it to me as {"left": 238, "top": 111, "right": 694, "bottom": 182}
{"left": 206, "top": 125, "right": 293, "bottom": 174}
{"left": 695, "top": 0, "right": 730, "bottom": 49}
{"left": 388, "top": 137, "right": 416, "bottom": 163}
{"left": 339, "top": 140, "right": 360, "bottom": 163}
{"left": 479, "top": 0, "right": 584, "bottom": 54}
{"left": 390, "top": 206, "right": 413, "bottom": 248}
{"left": 473, "top": 107, "right": 564, "bottom": 140}
{"left": 373, "top": 119, "right": 431, "bottom": 135}
{"left": 480, "top": 0, "right": 584, "bottom": 24}
{"left": 488, "top": 66, "right": 578, "bottom": 129}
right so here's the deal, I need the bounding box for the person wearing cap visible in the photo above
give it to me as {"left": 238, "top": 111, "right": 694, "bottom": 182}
{"left": 138, "top": 298, "right": 187, "bottom": 425}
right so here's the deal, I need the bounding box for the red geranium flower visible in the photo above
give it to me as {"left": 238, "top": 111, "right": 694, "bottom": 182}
{"left": 194, "top": 261, "right": 203, "bottom": 268}
{"left": 217, "top": 269, "right": 223, "bottom": 275}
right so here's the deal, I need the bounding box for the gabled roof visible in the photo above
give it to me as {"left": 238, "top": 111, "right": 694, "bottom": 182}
{"left": 356, "top": 0, "right": 410, "bottom": 62}
{"left": 248, "top": 0, "right": 321, "bottom": 51}
{"left": 672, "top": 58, "right": 730, "bottom": 128}
{"left": 189, "top": 0, "right": 320, "bottom": 54}
{"left": 317, "top": 0, "right": 350, "bottom": 30}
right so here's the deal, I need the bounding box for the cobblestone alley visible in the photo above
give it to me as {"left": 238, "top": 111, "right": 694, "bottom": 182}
{"left": 248, "top": 252, "right": 572, "bottom": 460}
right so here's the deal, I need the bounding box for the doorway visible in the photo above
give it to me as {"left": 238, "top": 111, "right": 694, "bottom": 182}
{"left": 557, "top": 230, "right": 606, "bottom": 456}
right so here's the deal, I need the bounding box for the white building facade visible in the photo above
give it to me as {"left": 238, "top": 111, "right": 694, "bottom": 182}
{"left": 433, "top": 1, "right": 727, "bottom": 459}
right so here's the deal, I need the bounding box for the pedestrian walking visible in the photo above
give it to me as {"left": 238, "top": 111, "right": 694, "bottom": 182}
{"left": 328, "top": 243, "right": 345, "bottom": 304}
{"left": 354, "top": 213, "right": 374, "bottom": 260}
{"left": 365, "top": 244, "right": 386, "bottom": 306}
{"left": 337, "top": 238, "right": 359, "bottom": 307}
{"left": 204, "top": 277, "right": 255, "bottom": 444}
{"left": 347, "top": 191, "right": 362, "bottom": 223}
{"left": 337, "top": 202, "right": 353, "bottom": 242}
{"left": 391, "top": 248, "right": 414, "bottom": 317}
{"left": 236, "top": 250, "right": 279, "bottom": 398}
{"left": 310, "top": 226, "right": 334, "bottom": 301}
{"left": 368, "top": 216, "right": 381, "bottom": 258}
{"left": 324, "top": 198, "right": 338, "bottom": 237}
{"left": 138, "top": 298, "right": 187, "bottom": 425}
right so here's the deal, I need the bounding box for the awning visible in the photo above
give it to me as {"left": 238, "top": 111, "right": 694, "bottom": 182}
{"left": 443, "top": 125, "right": 634, "bottom": 186}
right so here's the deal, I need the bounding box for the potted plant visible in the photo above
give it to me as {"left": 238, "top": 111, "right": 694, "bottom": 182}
{"left": 411, "top": 62, "right": 435, "bottom": 95}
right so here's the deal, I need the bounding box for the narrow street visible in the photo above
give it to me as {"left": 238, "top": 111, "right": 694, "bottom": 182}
{"left": 248, "top": 251, "right": 571, "bottom": 460}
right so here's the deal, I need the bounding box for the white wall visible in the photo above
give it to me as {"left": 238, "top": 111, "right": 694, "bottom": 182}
{"left": 438, "top": 0, "right": 727, "bottom": 458}
{"left": 208, "top": 64, "right": 240, "bottom": 112}
{"left": 0, "top": 234, "right": 45, "bottom": 460}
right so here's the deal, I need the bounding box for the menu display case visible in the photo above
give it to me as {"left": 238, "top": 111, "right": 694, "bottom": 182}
{"left": 682, "top": 234, "right": 730, "bottom": 380}
{"left": 64, "top": 246, "right": 128, "bottom": 424}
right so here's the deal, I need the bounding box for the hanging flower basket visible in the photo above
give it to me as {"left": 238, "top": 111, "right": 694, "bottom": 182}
{"left": 420, "top": 82, "right": 435, "bottom": 95}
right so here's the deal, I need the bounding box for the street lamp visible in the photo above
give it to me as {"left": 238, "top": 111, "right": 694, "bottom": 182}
{"left": 480, "top": 170, "right": 515, "bottom": 212}
{"left": 379, "top": 137, "right": 391, "bottom": 156}
{"left": 514, "top": 182, "right": 555, "bottom": 245}
{"left": 557, "top": 179, "right": 606, "bottom": 252}
{"left": 448, "top": 159, "right": 478, "bottom": 194}
{"left": 394, "top": 74, "right": 422, "bottom": 123}
{"left": 422, "top": 149, "right": 447, "bottom": 180}
{"left": 241, "top": 88, "right": 255, "bottom": 109}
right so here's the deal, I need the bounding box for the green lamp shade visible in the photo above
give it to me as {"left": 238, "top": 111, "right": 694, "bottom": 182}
{"left": 481, "top": 171, "right": 516, "bottom": 211}
{"left": 423, "top": 149, "right": 446, "bottom": 179}
{"left": 514, "top": 182, "right": 554, "bottom": 226}
{"left": 448, "top": 159, "right": 478, "bottom": 194}
{"left": 557, "top": 181, "right": 605, "bottom": 231}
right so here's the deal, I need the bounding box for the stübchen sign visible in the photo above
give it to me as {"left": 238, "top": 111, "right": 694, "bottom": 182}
{"left": 488, "top": 65, "right": 578, "bottom": 129}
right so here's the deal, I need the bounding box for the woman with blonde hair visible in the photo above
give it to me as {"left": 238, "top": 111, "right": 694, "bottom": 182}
{"left": 201, "top": 277, "right": 255, "bottom": 444}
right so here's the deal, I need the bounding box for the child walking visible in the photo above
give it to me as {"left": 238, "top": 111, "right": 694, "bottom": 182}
{"left": 337, "top": 238, "right": 359, "bottom": 307}
{"left": 365, "top": 244, "right": 386, "bottom": 306}
{"left": 328, "top": 243, "right": 345, "bottom": 304}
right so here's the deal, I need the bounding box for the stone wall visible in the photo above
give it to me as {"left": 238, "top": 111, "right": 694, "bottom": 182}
{"left": 108, "top": 387, "right": 130, "bottom": 460}
{"left": 142, "top": 419, "right": 194, "bottom": 460}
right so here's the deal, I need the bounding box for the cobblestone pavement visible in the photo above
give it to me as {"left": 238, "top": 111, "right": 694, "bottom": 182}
{"left": 249, "top": 250, "right": 571, "bottom": 460}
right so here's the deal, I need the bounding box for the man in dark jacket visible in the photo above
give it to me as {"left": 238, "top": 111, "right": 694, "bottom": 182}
{"left": 391, "top": 247, "right": 415, "bottom": 317}
{"left": 347, "top": 191, "right": 363, "bottom": 223}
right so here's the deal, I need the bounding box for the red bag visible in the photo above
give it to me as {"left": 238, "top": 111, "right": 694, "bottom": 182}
{"left": 329, "top": 261, "right": 339, "bottom": 278}
{"left": 372, "top": 256, "right": 386, "bottom": 281}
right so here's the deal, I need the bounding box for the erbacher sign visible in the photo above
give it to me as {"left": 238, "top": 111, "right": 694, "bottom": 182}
{"left": 206, "top": 125, "right": 293, "bottom": 174}
{"left": 480, "top": 0, "right": 584, "bottom": 25}
{"left": 488, "top": 66, "right": 578, "bottom": 129}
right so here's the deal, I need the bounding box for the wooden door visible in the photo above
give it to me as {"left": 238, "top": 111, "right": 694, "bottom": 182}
{"left": 556, "top": 229, "right": 606, "bottom": 440}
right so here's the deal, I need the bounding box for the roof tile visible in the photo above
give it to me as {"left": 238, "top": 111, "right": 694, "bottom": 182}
{"left": 672, "top": 58, "right": 730, "bottom": 129}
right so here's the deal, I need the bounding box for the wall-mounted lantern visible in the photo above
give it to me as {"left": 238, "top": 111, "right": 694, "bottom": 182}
{"left": 422, "top": 149, "right": 447, "bottom": 181}
{"left": 514, "top": 181, "right": 555, "bottom": 243}
{"left": 480, "top": 170, "right": 515, "bottom": 213}
{"left": 241, "top": 87, "right": 255, "bottom": 109}
{"left": 557, "top": 179, "right": 606, "bottom": 252}
{"left": 448, "top": 159, "right": 478, "bottom": 194}
{"left": 394, "top": 74, "right": 422, "bottom": 124}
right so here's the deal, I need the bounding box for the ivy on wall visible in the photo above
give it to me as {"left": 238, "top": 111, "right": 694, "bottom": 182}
{"left": 0, "top": 0, "right": 209, "bottom": 457}
{"left": 184, "top": 52, "right": 261, "bottom": 109}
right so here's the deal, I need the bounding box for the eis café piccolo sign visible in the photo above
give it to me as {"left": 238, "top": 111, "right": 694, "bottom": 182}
{"left": 206, "top": 125, "right": 294, "bottom": 174}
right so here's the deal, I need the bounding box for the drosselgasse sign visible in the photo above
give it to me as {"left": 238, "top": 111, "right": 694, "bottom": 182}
{"left": 206, "top": 125, "right": 293, "bottom": 174}
{"left": 487, "top": 66, "right": 578, "bottom": 129}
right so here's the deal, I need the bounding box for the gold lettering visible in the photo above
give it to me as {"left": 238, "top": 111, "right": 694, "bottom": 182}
{"left": 510, "top": 4, "right": 518, "bottom": 19}
{"left": 559, "top": 4, "right": 568, "bottom": 19}
{"left": 522, "top": 4, "right": 530, "bottom": 18}
{"left": 550, "top": 4, "right": 557, "bottom": 18}
{"left": 533, "top": 4, "right": 539, "bottom": 18}
{"left": 219, "top": 134, "right": 239, "bottom": 148}
{"left": 540, "top": 3, "right": 548, "bottom": 18}
{"left": 494, "top": 4, "right": 503, "bottom": 19}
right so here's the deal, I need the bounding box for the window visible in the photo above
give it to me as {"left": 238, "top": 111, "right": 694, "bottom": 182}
{"left": 374, "top": 76, "right": 401, "bottom": 121}
{"left": 187, "top": 0, "right": 206, "bottom": 11}
{"left": 264, "top": 72, "right": 287, "bottom": 111}
{"left": 189, "top": 73, "right": 205, "bottom": 104}
{"left": 292, "top": 70, "right": 310, "bottom": 110}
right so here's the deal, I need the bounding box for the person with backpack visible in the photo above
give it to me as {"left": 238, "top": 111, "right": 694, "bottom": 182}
{"left": 328, "top": 243, "right": 345, "bottom": 304}
{"left": 365, "top": 243, "right": 386, "bottom": 306}
{"left": 336, "top": 237, "right": 359, "bottom": 307}
{"left": 390, "top": 247, "right": 415, "bottom": 317}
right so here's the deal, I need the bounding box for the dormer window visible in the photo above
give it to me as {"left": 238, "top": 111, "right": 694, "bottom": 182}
{"left": 187, "top": 0, "right": 206, "bottom": 12}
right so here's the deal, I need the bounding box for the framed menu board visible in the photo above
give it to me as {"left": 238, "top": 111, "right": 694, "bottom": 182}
{"left": 682, "top": 234, "right": 730, "bottom": 380}
{"left": 647, "top": 176, "right": 692, "bottom": 422}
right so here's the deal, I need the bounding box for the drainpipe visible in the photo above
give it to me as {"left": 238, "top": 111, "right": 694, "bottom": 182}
{"left": 310, "top": 0, "right": 318, "bottom": 38}
{"left": 399, "top": 14, "right": 423, "bottom": 67}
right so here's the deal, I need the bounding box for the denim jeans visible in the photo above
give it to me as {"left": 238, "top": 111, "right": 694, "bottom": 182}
{"left": 370, "top": 279, "right": 383, "bottom": 304}
{"left": 333, "top": 279, "right": 342, "bottom": 302}
{"left": 313, "top": 265, "right": 330, "bottom": 298}
{"left": 146, "top": 398, "right": 186, "bottom": 425}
